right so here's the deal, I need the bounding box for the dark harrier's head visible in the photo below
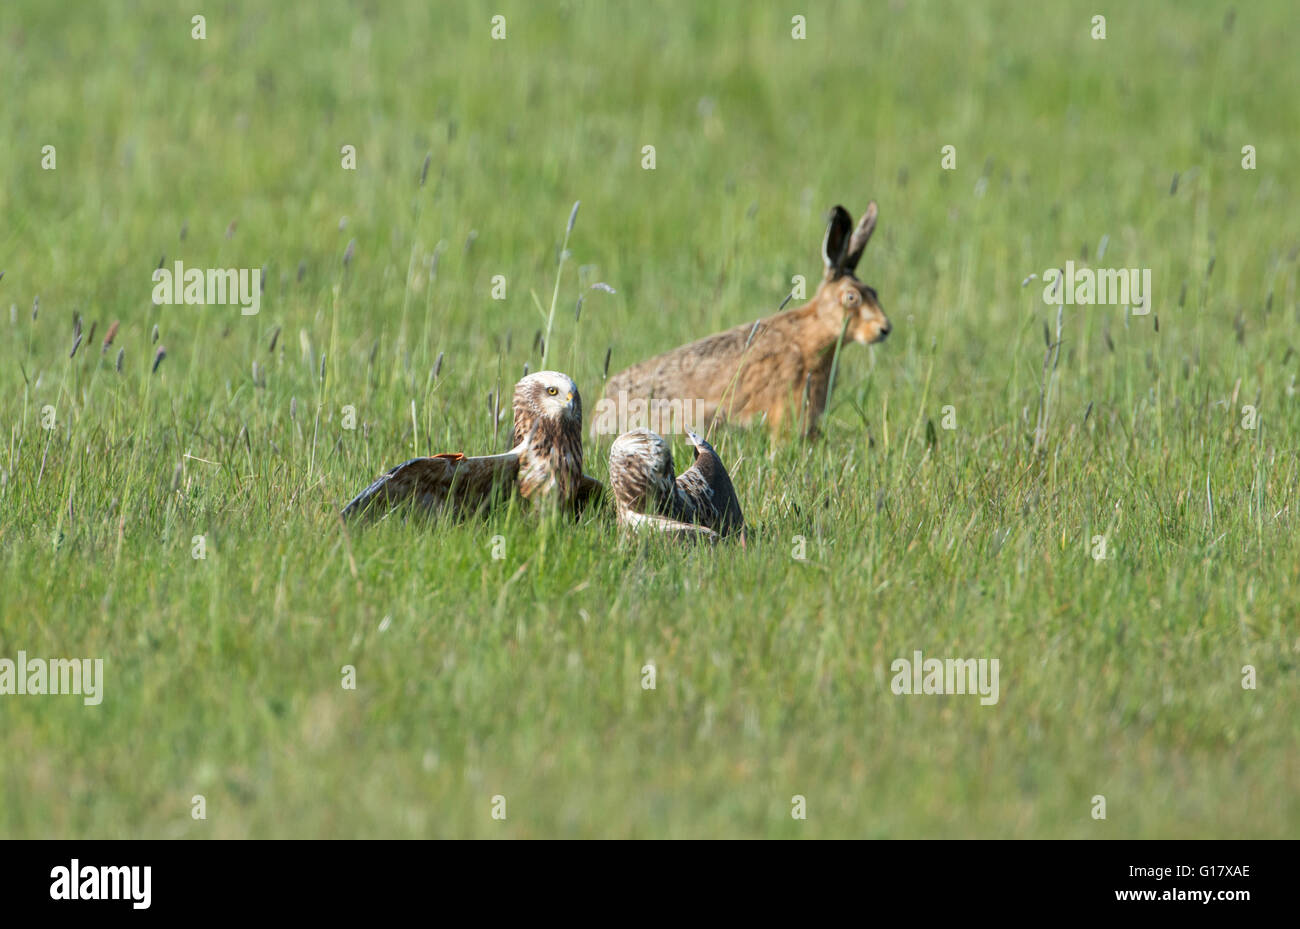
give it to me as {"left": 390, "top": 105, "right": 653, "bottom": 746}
{"left": 684, "top": 430, "right": 723, "bottom": 477}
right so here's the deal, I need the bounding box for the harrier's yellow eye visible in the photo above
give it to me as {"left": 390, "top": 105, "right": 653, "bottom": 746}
{"left": 547, "top": 386, "right": 559, "bottom": 396}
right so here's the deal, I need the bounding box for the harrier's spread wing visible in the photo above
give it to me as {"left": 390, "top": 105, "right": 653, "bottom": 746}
{"left": 678, "top": 430, "right": 746, "bottom": 540}
{"left": 341, "top": 450, "right": 521, "bottom": 520}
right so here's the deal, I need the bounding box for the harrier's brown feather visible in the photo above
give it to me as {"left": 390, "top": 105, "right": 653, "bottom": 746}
{"left": 340, "top": 449, "right": 523, "bottom": 520}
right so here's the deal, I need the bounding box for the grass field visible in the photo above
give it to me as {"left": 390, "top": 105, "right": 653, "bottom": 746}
{"left": 1, "top": 0, "right": 1297, "bottom": 838}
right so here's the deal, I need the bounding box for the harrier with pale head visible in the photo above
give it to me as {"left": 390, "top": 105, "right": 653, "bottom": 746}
{"left": 342, "top": 371, "right": 602, "bottom": 520}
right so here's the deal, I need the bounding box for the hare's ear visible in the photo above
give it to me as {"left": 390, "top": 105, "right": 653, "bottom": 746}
{"left": 822, "top": 205, "right": 853, "bottom": 277}
{"left": 842, "top": 201, "right": 878, "bottom": 273}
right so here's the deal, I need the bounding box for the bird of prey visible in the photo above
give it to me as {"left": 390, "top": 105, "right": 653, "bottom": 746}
{"left": 342, "top": 370, "right": 603, "bottom": 520}
{"left": 607, "top": 428, "right": 746, "bottom": 542}
{"left": 677, "top": 430, "right": 745, "bottom": 540}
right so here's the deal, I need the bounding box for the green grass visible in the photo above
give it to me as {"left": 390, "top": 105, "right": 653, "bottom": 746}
{"left": 1, "top": 0, "right": 1297, "bottom": 838}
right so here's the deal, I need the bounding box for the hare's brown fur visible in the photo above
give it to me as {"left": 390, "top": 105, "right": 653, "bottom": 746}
{"left": 603, "top": 203, "right": 890, "bottom": 438}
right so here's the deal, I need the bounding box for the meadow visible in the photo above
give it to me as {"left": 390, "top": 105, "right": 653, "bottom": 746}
{"left": 0, "top": 0, "right": 1296, "bottom": 838}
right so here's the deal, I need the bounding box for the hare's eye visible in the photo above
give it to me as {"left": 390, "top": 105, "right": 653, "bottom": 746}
{"left": 842, "top": 290, "right": 860, "bottom": 308}
{"left": 547, "top": 386, "right": 559, "bottom": 396}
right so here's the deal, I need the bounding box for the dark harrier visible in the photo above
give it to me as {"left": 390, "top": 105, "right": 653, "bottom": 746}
{"left": 608, "top": 428, "right": 745, "bottom": 542}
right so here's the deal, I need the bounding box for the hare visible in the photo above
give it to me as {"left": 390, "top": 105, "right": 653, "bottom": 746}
{"left": 602, "top": 203, "right": 890, "bottom": 438}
